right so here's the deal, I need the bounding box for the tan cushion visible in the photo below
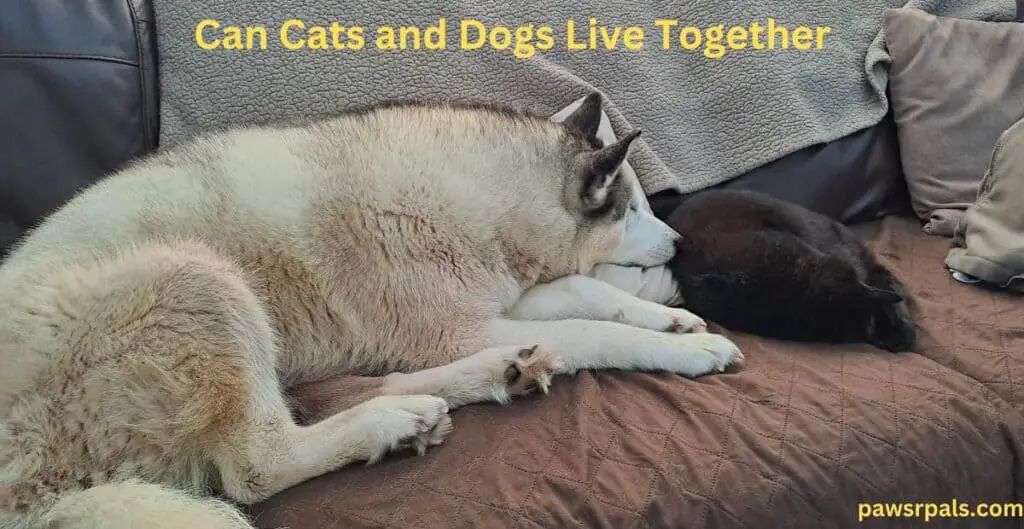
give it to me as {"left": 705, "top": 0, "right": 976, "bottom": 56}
{"left": 945, "top": 117, "right": 1024, "bottom": 292}
{"left": 883, "top": 8, "right": 1024, "bottom": 236}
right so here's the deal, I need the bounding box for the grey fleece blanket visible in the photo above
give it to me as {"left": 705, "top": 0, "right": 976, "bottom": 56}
{"left": 153, "top": 0, "right": 1016, "bottom": 194}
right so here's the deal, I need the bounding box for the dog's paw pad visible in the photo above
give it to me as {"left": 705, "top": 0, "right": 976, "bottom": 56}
{"left": 504, "top": 346, "right": 561, "bottom": 396}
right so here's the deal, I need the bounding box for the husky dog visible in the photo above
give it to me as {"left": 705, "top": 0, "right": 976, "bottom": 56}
{"left": 0, "top": 93, "right": 741, "bottom": 529}
{"left": 665, "top": 189, "right": 916, "bottom": 352}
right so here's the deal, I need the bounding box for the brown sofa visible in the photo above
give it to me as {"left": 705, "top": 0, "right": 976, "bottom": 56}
{"left": 2, "top": 1, "right": 1023, "bottom": 528}
{"left": 247, "top": 216, "right": 1024, "bottom": 529}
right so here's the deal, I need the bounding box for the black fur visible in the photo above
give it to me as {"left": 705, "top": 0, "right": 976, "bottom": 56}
{"left": 665, "top": 189, "right": 917, "bottom": 352}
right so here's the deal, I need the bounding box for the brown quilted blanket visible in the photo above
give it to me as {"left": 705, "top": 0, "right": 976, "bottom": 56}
{"left": 249, "top": 216, "right": 1024, "bottom": 529}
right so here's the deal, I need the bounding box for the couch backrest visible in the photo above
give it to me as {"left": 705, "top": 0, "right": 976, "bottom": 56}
{"left": 1, "top": 0, "right": 940, "bottom": 258}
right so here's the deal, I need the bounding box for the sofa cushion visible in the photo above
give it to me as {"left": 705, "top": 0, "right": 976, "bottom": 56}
{"left": 0, "top": 0, "right": 159, "bottom": 258}
{"left": 249, "top": 215, "right": 1024, "bottom": 529}
{"left": 884, "top": 8, "right": 1024, "bottom": 237}
{"left": 945, "top": 116, "right": 1024, "bottom": 292}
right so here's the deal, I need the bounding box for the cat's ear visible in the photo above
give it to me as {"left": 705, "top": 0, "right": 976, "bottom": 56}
{"left": 858, "top": 282, "right": 904, "bottom": 303}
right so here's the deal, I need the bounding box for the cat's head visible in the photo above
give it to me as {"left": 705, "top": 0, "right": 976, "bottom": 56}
{"left": 815, "top": 261, "right": 915, "bottom": 352}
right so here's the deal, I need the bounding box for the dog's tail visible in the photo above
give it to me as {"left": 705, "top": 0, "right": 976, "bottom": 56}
{"left": 5, "top": 480, "right": 255, "bottom": 529}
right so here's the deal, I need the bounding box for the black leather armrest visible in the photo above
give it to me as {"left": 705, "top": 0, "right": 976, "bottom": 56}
{"left": 0, "top": 0, "right": 158, "bottom": 258}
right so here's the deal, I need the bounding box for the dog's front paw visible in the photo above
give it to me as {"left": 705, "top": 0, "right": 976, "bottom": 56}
{"left": 656, "top": 332, "right": 744, "bottom": 377}
{"left": 354, "top": 395, "right": 453, "bottom": 463}
{"left": 499, "top": 345, "right": 563, "bottom": 401}
{"left": 689, "top": 333, "right": 744, "bottom": 372}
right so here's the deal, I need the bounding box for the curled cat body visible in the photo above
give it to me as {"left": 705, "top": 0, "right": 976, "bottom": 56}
{"left": 665, "top": 189, "right": 917, "bottom": 352}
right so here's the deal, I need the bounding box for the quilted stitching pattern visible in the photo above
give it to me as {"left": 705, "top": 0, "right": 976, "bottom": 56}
{"left": 867, "top": 217, "right": 1024, "bottom": 409}
{"left": 248, "top": 216, "right": 1024, "bottom": 529}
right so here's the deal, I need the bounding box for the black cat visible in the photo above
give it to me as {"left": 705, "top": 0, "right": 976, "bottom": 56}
{"left": 664, "top": 189, "right": 916, "bottom": 352}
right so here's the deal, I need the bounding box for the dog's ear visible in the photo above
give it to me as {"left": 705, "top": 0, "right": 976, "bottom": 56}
{"left": 858, "top": 281, "right": 904, "bottom": 303}
{"left": 580, "top": 130, "right": 641, "bottom": 211}
{"left": 563, "top": 92, "right": 603, "bottom": 142}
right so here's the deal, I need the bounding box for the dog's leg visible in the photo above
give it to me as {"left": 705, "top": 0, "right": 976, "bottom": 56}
{"left": 30, "top": 241, "right": 456, "bottom": 509}
{"left": 511, "top": 274, "right": 707, "bottom": 332}
{"left": 140, "top": 256, "right": 456, "bottom": 505}
{"left": 485, "top": 317, "right": 743, "bottom": 377}
{"left": 290, "top": 345, "right": 561, "bottom": 423}
{"left": 190, "top": 282, "right": 455, "bottom": 505}
{"left": 588, "top": 263, "right": 684, "bottom": 306}
{"left": 223, "top": 392, "right": 453, "bottom": 504}
{"left": 379, "top": 345, "right": 560, "bottom": 408}
{"left": 298, "top": 276, "right": 733, "bottom": 419}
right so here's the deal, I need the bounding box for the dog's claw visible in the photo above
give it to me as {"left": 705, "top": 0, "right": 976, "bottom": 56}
{"left": 537, "top": 372, "right": 552, "bottom": 395}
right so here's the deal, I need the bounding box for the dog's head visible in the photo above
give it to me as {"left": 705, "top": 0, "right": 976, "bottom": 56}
{"left": 555, "top": 93, "right": 680, "bottom": 272}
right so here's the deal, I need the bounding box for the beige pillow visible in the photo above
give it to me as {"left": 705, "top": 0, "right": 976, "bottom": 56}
{"left": 883, "top": 8, "right": 1024, "bottom": 236}
{"left": 945, "top": 116, "right": 1024, "bottom": 292}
